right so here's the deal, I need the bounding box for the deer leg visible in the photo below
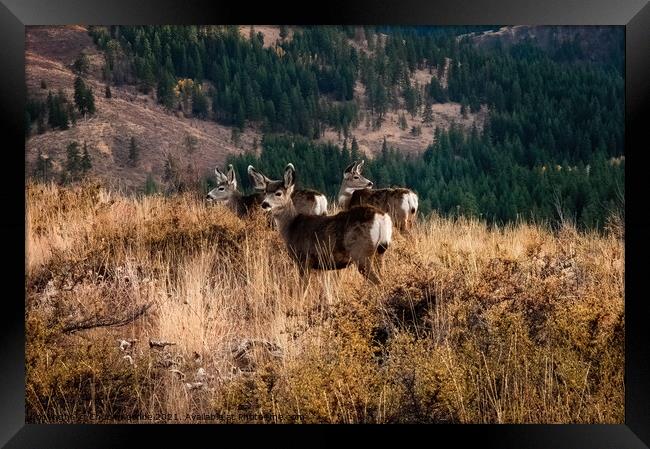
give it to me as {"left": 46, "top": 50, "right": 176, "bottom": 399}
{"left": 357, "top": 259, "right": 381, "bottom": 285}
{"left": 372, "top": 253, "right": 385, "bottom": 278}
{"left": 298, "top": 266, "right": 312, "bottom": 302}
{"left": 403, "top": 217, "right": 414, "bottom": 237}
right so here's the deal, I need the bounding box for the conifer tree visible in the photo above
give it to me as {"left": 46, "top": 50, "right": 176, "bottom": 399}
{"left": 144, "top": 172, "right": 158, "bottom": 195}
{"left": 74, "top": 77, "right": 95, "bottom": 117}
{"left": 65, "top": 141, "right": 81, "bottom": 182}
{"left": 128, "top": 136, "right": 139, "bottom": 166}
{"left": 81, "top": 142, "right": 92, "bottom": 174}
{"left": 422, "top": 102, "right": 434, "bottom": 125}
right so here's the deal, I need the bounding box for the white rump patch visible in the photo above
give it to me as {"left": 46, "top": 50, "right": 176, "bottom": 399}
{"left": 401, "top": 194, "right": 410, "bottom": 216}
{"left": 408, "top": 192, "right": 419, "bottom": 214}
{"left": 315, "top": 195, "right": 328, "bottom": 215}
{"left": 371, "top": 213, "right": 393, "bottom": 247}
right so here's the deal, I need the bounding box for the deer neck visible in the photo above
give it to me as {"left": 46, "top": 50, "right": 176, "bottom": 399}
{"left": 227, "top": 190, "right": 243, "bottom": 211}
{"left": 272, "top": 202, "right": 299, "bottom": 241}
{"left": 337, "top": 185, "right": 357, "bottom": 209}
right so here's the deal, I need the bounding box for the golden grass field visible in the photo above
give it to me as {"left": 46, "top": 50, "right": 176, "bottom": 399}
{"left": 25, "top": 181, "right": 624, "bottom": 423}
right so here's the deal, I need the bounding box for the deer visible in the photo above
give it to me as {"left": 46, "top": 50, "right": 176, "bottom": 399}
{"left": 259, "top": 163, "right": 393, "bottom": 286}
{"left": 337, "top": 160, "right": 419, "bottom": 232}
{"left": 248, "top": 165, "right": 328, "bottom": 216}
{"left": 205, "top": 165, "right": 264, "bottom": 217}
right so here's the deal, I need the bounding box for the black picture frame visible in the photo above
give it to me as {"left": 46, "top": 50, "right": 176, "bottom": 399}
{"left": 3, "top": 0, "right": 648, "bottom": 447}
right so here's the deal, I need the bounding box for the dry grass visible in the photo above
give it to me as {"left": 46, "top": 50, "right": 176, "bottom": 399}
{"left": 26, "top": 181, "right": 624, "bottom": 423}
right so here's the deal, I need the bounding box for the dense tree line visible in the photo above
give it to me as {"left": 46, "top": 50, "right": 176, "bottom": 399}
{"left": 85, "top": 25, "right": 623, "bottom": 161}
{"left": 227, "top": 132, "right": 623, "bottom": 230}
{"left": 88, "top": 25, "right": 362, "bottom": 137}
{"left": 445, "top": 40, "right": 624, "bottom": 165}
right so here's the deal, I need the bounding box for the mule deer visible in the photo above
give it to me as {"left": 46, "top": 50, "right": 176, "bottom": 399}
{"left": 260, "top": 164, "right": 392, "bottom": 284}
{"left": 205, "top": 165, "right": 264, "bottom": 217}
{"left": 338, "top": 160, "right": 418, "bottom": 231}
{"left": 248, "top": 165, "right": 328, "bottom": 216}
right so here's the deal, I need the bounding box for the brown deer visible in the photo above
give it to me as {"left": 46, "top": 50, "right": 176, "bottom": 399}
{"left": 260, "top": 163, "right": 393, "bottom": 284}
{"left": 248, "top": 165, "right": 328, "bottom": 216}
{"left": 205, "top": 165, "right": 264, "bottom": 217}
{"left": 337, "top": 160, "right": 419, "bottom": 232}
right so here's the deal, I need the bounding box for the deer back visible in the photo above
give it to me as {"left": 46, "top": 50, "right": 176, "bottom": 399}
{"left": 292, "top": 188, "right": 328, "bottom": 216}
{"left": 349, "top": 188, "right": 413, "bottom": 214}
{"left": 284, "top": 205, "right": 386, "bottom": 270}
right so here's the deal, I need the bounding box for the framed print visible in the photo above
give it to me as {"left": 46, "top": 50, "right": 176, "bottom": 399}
{"left": 2, "top": 0, "right": 649, "bottom": 447}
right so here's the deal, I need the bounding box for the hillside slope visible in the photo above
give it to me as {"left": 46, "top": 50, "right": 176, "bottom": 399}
{"left": 25, "top": 26, "right": 485, "bottom": 190}
{"left": 25, "top": 26, "right": 261, "bottom": 190}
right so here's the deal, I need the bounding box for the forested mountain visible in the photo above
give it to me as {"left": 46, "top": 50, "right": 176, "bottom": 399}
{"left": 25, "top": 25, "right": 624, "bottom": 230}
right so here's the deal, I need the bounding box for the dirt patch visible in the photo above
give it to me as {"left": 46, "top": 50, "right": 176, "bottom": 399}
{"left": 238, "top": 25, "right": 291, "bottom": 48}
{"left": 320, "top": 103, "right": 487, "bottom": 157}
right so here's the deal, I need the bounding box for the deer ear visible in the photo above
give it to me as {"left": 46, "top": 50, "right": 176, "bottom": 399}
{"left": 227, "top": 164, "right": 237, "bottom": 188}
{"left": 344, "top": 162, "right": 356, "bottom": 174}
{"left": 247, "top": 165, "right": 269, "bottom": 190}
{"left": 284, "top": 163, "right": 296, "bottom": 189}
{"left": 214, "top": 167, "right": 227, "bottom": 183}
{"left": 355, "top": 160, "right": 365, "bottom": 173}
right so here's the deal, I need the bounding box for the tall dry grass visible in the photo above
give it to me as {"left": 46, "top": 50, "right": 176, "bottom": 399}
{"left": 25, "top": 181, "right": 624, "bottom": 423}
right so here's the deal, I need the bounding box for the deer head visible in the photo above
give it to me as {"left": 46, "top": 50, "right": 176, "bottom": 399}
{"left": 206, "top": 164, "right": 238, "bottom": 202}
{"left": 341, "top": 160, "right": 373, "bottom": 191}
{"left": 261, "top": 163, "right": 296, "bottom": 212}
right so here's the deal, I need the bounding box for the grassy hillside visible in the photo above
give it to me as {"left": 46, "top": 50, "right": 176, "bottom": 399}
{"left": 26, "top": 182, "right": 624, "bottom": 423}
{"left": 25, "top": 26, "right": 261, "bottom": 190}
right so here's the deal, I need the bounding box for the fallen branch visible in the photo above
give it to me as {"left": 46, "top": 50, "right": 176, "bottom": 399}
{"left": 61, "top": 303, "right": 152, "bottom": 334}
{"left": 149, "top": 339, "right": 177, "bottom": 349}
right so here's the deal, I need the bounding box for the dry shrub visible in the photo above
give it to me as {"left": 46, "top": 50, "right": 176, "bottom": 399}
{"left": 25, "top": 182, "right": 624, "bottom": 423}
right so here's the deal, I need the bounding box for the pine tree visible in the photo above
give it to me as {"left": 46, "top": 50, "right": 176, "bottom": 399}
{"left": 157, "top": 71, "right": 177, "bottom": 110}
{"left": 144, "top": 172, "right": 158, "bottom": 195}
{"left": 381, "top": 136, "right": 389, "bottom": 160}
{"left": 74, "top": 77, "right": 95, "bottom": 117}
{"left": 279, "top": 25, "right": 288, "bottom": 41}
{"left": 429, "top": 76, "right": 446, "bottom": 103}
{"left": 128, "top": 136, "right": 139, "bottom": 166}
{"left": 47, "top": 91, "right": 70, "bottom": 130}
{"left": 351, "top": 136, "right": 360, "bottom": 162}
{"left": 65, "top": 141, "right": 81, "bottom": 182}
{"left": 37, "top": 114, "right": 46, "bottom": 134}
{"left": 460, "top": 99, "right": 468, "bottom": 118}
{"left": 422, "top": 102, "right": 434, "bottom": 125}
{"left": 73, "top": 52, "right": 90, "bottom": 75}
{"left": 191, "top": 84, "right": 209, "bottom": 118}
{"left": 81, "top": 142, "right": 92, "bottom": 174}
